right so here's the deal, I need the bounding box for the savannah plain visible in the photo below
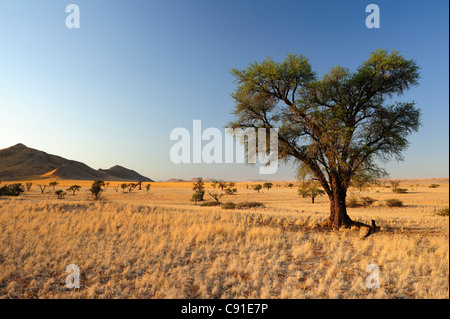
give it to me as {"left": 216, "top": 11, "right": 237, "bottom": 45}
{"left": 0, "top": 178, "right": 448, "bottom": 299}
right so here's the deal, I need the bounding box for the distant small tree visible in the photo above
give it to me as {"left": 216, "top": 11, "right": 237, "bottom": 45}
{"left": 146, "top": 184, "right": 151, "bottom": 194}
{"left": 218, "top": 182, "right": 227, "bottom": 191}
{"left": 225, "top": 188, "right": 237, "bottom": 195}
{"left": 55, "top": 190, "right": 67, "bottom": 199}
{"left": 228, "top": 182, "right": 236, "bottom": 188}
{"left": 137, "top": 180, "right": 143, "bottom": 190}
{"left": 0, "top": 183, "right": 25, "bottom": 197}
{"left": 192, "top": 178, "right": 205, "bottom": 202}
{"left": 121, "top": 183, "right": 127, "bottom": 193}
{"left": 208, "top": 191, "right": 224, "bottom": 203}
{"left": 191, "top": 192, "right": 204, "bottom": 204}
{"left": 127, "top": 183, "right": 137, "bottom": 193}
{"left": 390, "top": 180, "right": 400, "bottom": 190}
{"left": 49, "top": 181, "right": 59, "bottom": 190}
{"left": 253, "top": 184, "right": 262, "bottom": 193}
{"left": 286, "top": 183, "right": 294, "bottom": 189}
{"left": 298, "top": 182, "right": 325, "bottom": 204}
{"left": 67, "top": 185, "right": 81, "bottom": 195}
{"left": 113, "top": 184, "right": 119, "bottom": 192}
{"left": 263, "top": 182, "right": 273, "bottom": 191}
{"left": 37, "top": 184, "right": 47, "bottom": 194}
{"left": 25, "top": 182, "right": 33, "bottom": 191}
{"left": 89, "top": 180, "right": 106, "bottom": 200}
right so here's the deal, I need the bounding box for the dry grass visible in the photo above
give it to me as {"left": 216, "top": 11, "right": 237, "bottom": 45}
{"left": 0, "top": 179, "right": 448, "bottom": 299}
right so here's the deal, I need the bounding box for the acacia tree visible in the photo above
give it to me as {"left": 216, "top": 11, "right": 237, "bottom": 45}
{"left": 49, "top": 181, "right": 59, "bottom": 191}
{"left": 67, "top": 185, "right": 81, "bottom": 195}
{"left": 90, "top": 180, "right": 106, "bottom": 200}
{"left": 229, "top": 49, "right": 421, "bottom": 229}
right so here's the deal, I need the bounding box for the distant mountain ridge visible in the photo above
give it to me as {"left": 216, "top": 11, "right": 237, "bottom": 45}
{"left": 0, "top": 143, "right": 153, "bottom": 182}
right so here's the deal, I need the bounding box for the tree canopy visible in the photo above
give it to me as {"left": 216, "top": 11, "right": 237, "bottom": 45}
{"left": 229, "top": 49, "right": 421, "bottom": 228}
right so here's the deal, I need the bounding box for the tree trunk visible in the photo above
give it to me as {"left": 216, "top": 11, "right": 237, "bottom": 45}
{"left": 322, "top": 180, "right": 353, "bottom": 228}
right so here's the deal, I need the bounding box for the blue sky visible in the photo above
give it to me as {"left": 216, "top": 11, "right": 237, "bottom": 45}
{"left": 0, "top": 0, "right": 448, "bottom": 181}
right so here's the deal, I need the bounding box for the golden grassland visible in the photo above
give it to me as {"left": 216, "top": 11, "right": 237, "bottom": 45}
{"left": 0, "top": 178, "right": 448, "bottom": 299}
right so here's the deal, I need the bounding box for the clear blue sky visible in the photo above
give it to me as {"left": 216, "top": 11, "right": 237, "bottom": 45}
{"left": 0, "top": 0, "right": 448, "bottom": 181}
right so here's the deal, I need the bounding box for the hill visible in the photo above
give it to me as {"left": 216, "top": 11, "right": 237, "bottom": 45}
{"left": 0, "top": 143, "right": 153, "bottom": 182}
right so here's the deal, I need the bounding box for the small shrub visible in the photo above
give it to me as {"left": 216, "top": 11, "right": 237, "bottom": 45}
{"left": 429, "top": 184, "right": 440, "bottom": 188}
{"left": 89, "top": 180, "right": 106, "bottom": 201}
{"left": 0, "top": 183, "right": 25, "bottom": 197}
{"left": 253, "top": 185, "right": 262, "bottom": 193}
{"left": 361, "top": 196, "right": 376, "bottom": 207}
{"left": 221, "top": 202, "right": 237, "bottom": 210}
{"left": 392, "top": 188, "right": 408, "bottom": 194}
{"left": 238, "top": 202, "right": 264, "bottom": 209}
{"left": 386, "top": 198, "right": 403, "bottom": 207}
{"left": 346, "top": 197, "right": 361, "bottom": 208}
{"left": 208, "top": 191, "right": 224, "bottom": 202}
{"left": 55, "top": 190, "right": 67, "bottom": 199}
{"left": 435, "top": 207, "right": 449, "bottom": 216}
{"left": 199, "top": 201, "right": 221, "bottom": 207}
{"left": 67, "top": 185, "right": 81, "bottom": 195}
{"left": 191, "top": 191, "right": 205, "bottom": 204}
{"left": 222, "top": 201, "right": 264, "bottom": 210}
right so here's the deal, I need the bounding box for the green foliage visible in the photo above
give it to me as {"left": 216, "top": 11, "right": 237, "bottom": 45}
{"left": 298, "top": 181, "right": 325, "bottom": 203}
{"left": 55, "top": 190, "right": 67, "bottom": 199}
{"left": 208, "top": 191, "right": 224, "bottom": 203}
{"left": 218, "top": 182, "right": 227, "bottom": 191}
{"left": 229, "top": 49, "right": 421, "bottom": 225}
{"left": 386, "top": 198, "right": 403, "bottom": 207}
{"left": 361, "top": 196, "right": 376, "bottom": 207}
{"left": 192, "top": 178, "right": 205, "bottom": 193}
{"left": 191, "top": 191, "right": 205, "bottom": 204}
{"left": 221, "top": 201, "right": 265, "bottom": 210}
{"left": 89, "top": 180, "right": 106, "bottom": 201}
{"left": 346, "top": 196, "right": 361, "bottom": 208}
{"left": 390, "top": 180, "right": 400, "bottom": 189}
{"left": 221, "top": 202, "right": 236, "bottom": 210}
{"left": 253, "top": 184, "right": 262, "bottom": 193}
{"left": 390, "top": 180, "right": 407, "bottom": 193}
{"left": 199, "top": 201, "right": 221, "bottom": 207}
{"left": 67, "top": 185, "right": 81, "bottom": 195}
{"left": 435, "top": 207, "right": 449, "bottom": 216}
{"left": 263, "top": 182, "right": 273, "bottom": 190}
{"left": 127, "top": 183, "right": 137, "bottom": 193}
{"left": 224, "top": 188, "right": 237, "bottom": 195}
{"left": 190, "top": 178, "right": 206, "bottom": 204}
{"left": 0, "top": 183, "right": 25, "bottom": 197}
{"left": 49, "top": 181, "right": 59, "bottom": 190}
